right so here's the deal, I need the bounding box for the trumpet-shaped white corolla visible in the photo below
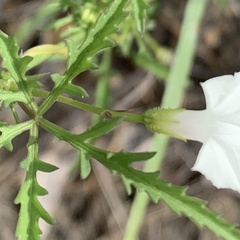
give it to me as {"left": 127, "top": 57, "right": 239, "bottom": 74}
{"left": 144, "top": 72, "right": 240, "bottom": 192}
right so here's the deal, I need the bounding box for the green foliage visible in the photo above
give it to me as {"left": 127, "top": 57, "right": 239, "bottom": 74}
{"left": 15, "top": 123, "right": 58, "bottom": 240}
{"left": 72, "top": 117, "right": 122, "bottom": 179}
{"left": 0, "top": 0, "right": 239, "bottom": 240}
{"left": 51, "top": 73, "right": 89, "bottom": 98}
{"left": 78, "top": 149, "right": 91, "bottom": 179}
{"left": 40, "top": 118, "right": 240, "bottom": 240}
{"left": 91, "top": 149, "right": 240, "bottom": 240}
{"left": 0, "top": 90, "right": 28, "bottom": 107}
{"left": 0, "top": 31, "right": 37, "bottom": 113}
{"left": 214, "top": 0, "right": 229, "bottom": 9}
{"left": 133, "top": 52, "right": 169, "bottom": 80}
{"left": 0, "top": 31, "right": 32, "bottom": 83}
{"left": 37, "top": 0, "right": 128, "bottom": 116}
{"left": 132, "top": 0, "right": 148, "bottom": 32}
{"left": 0, "top": 121, "right": 32, "bottom": 151}
{"left": 124, "top": 0, "right": 210, "bottom": 238}
{"left": 15, "top": 2, "right": 60, "bottom": 44}
{"left": 78, "top": 117, "right": 122, "bottom": 141}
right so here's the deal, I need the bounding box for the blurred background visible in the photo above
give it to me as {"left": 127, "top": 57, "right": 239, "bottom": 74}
{"left": 0, "top": 0, "right": 240, "bottom": 239}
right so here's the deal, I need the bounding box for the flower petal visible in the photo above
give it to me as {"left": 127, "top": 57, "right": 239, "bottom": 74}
{"left": 201, "top": 72, "right": 240, "bottom": 116}
{"left": 192, "top": 137, "right": 240, "bottom": 192}
{"left": 173, "top": 110, "right": 210, "bottom": 142}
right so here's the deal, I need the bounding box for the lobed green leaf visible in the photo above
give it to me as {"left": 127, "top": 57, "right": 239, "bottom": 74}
{"left": 0, "top": 30, "right": 32, "bottom": 82}
{"left": 132, "top": 0, "right": 148, "bottom": 33}
{"left": 0, "top": 90, "right": 29, "bottom": 107}
{"left": 0, "top": 121, "right": 32, "bottom": 151}
{"left": 39, "top": 118, "right": 240, "bottom": 240}
{"left": 15, "top": 123, "right": 58, "bottom": 240}
{"left": 52, "top": 73, "right": 88, "bottom": 98}
{"left": 0, "top": 31, "right": 37, "bottom": 112}
{"left": 38, "top": 0, "right": 128, "bottom": 116}
{"left": 84, "top": 145, "right": 240, "bottom": 240}
{"left": 74, "top": 117, "right": 122, "bottom": 178}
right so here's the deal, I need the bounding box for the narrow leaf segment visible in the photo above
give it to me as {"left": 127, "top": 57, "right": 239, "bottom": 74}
{"left": 132, "top": 0, "right": 147, "bottom": 33}
{"left": 0, "top": 121, "right": 32, "bottom": 151}
{"left": 0, "top": 90, "right": 29, "bottom": 107}
{"left": 15, "top": 123, "right": 58, "bottom": 240}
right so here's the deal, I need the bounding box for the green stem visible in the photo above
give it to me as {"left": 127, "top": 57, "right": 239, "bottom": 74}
{"left": 143, "top": 33, "right": 171, "bottom": 65}
{"left": 39, "top": 117, "right": 74, "bottom": 140}
{"left": 32, "top": 89, "right": 144, "bottom": 124}
{"left": 123, "top": 0, "right": 207, "bottom": 239}
{"left": 18, "top": 102, "right": 35, "bottom": 119}
{"left": 10, "top": 103, "right": 20, "bottom": 123}
{"left": 93, "top": 49, "right": 112, "bottom": 123}
{"left": 37, "top": 82, "right": 66, "bottom": 116}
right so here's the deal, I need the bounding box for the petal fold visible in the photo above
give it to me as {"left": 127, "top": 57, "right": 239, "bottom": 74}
{"left": 201, "top": 72, "right": 240, "bottom": 116}
{"left": 192, "top": 137, "right": 240, "bottom": 192}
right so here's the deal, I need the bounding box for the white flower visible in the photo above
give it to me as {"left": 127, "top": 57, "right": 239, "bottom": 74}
{"left": 144, "top": 72, "right": 240, "bottom": 192}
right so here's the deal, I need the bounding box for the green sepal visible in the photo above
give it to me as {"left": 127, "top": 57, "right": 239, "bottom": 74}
{"left": 143, "top": 107, "right": 186, "bottom": 141}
